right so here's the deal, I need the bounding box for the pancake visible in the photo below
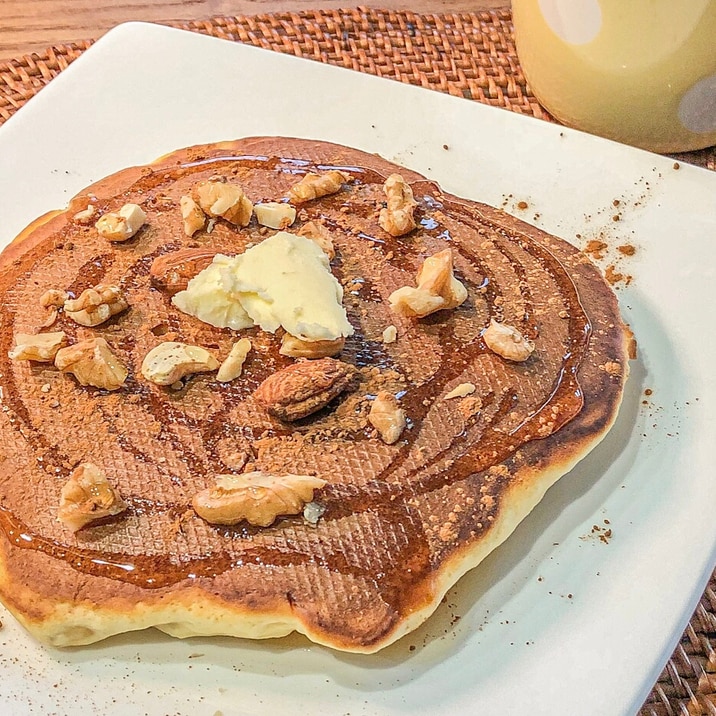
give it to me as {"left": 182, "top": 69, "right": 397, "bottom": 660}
{"left": 0, "top": 137, "right": 633, "bottom": 652}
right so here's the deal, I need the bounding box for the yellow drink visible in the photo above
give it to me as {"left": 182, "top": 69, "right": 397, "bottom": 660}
{"left": 513, "top": 0, "right": 716, "bottom": 152}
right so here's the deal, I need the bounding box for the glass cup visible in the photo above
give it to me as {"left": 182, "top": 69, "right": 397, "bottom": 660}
{"left": 512, "top": 0, "right": 716, "bottom": 153}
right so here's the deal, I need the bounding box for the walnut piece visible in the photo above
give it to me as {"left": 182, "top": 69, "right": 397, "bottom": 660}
{"left": 141, "top": 341, "right": 219, "bottom": 386}
{"left": 389, "top": 248, "right": 467, "bottom": 318}
{"left": 254, "top": 202, "right": 297, "bottom": 230}
{"left": 58, "top": 463, "right": 127, "bottom": 532}
{"left": 368, "top": 391, "right": 407, "bottom": 444}
{"left": 297, "top": 221, "right": 336, "bottom": 259}
{"left": 378, "top": 173, "right": 417, "bottom": 237}
{"left": 382, "top": 325, "right": 398, "bottom": 344}
{"left": 216, "top": 338, "right": 252, "bottom": 382}
{"left": 55, "top": 337, "right": 128, "bottom": 390}
{"left": 9, "top": 331, "right": 67, "bottom": 362}
{"left": 192, "top": 179, "right": 253, "bottom": 227}
{"left": 444, "top": 382, "right": 476, "bottom": 400}
{"left": 95, "top": 203, "right": 146, "bottom": 242}
{"left": 192, "top": 471, "right": 327, "bottom": 527}
{"left": 482, "top": 319, "right": 535, "bottom": 362}
{"left": 288, "top": 170, "right": 351, "bottom": 203}
{"left": 73, "top": 205, "right": 96, "bottom": 224}
{"left": 63, "top": 284, "right": 128, "bottom": 327}
{"left": 39, "top": 288, "right": 69, "bottom": 308}
{"left": 254, "top": 357, "right": 355, "bottom": 421}
{"left": 150, "top": 248, "right": 217, "bottom": 296}
{"left": 179, "top": 195, "right": 206, "bottom": 237}
{"left": 279, "top": 334, "right": 345, "bottom": 359}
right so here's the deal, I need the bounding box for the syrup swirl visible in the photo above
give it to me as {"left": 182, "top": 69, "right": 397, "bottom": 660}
{"left": 0, "top": 150, "right": 591, "bottom": 621}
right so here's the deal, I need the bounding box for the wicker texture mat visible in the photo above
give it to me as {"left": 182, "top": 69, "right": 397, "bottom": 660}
{"left": 1, "top": 8, "right": 715, "bottom": 714}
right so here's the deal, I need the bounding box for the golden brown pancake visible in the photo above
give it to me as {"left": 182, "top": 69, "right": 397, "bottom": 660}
{"left": 0, "top": 137, "right": 632, "bottom": 652}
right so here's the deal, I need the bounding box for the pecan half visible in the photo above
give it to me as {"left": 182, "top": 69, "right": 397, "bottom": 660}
{"left": 254, "top": 357, "right": 355, "bottom": 421}
{"left": 150, "top": 248, "right": 217, "bottom": 296}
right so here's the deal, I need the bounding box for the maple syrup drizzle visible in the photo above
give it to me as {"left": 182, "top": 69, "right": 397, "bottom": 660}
{"left": 0, "top": 152, "right": 591, "bottom": 608}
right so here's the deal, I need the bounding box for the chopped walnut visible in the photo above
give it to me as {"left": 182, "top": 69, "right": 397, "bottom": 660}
{"left": 482, "top": 319, "right": 535, "bottom": 362}
{"left": 95, "top": 203, "right": 147, "bottom": 242}
{"left": 40, "top": 309, "right": 59, "bottom": 329}
{"left": 192, "top": 179, "right": 253, "bottom": 227}
{"left": 216, "top": 338, "right": 252, "bottom": 382}
{"left": 58, "top": 463, "right": 127, "bottom": 532}
{"left": 73, "top": 205, "right": 96, "bottom": 224}
{"left": 444, "top": 382, "right": 476, "bottom": 400}
{"left": 55, "top": 337, "right": 128, "bottom": 390}
{"left": 368, "top": 391, "right": 407, "bottom": 445}
{"left": 382, "top": 325, "right": 398, "bottom": 344}
{"left": 297, "top": 221, "right": 336, "bottom": 259}
{"left": 601, "top": 361, "right": 622, "bottom": 376}
{"left": 303, "top": 501, "right": 326, "bottom": 526}
{"left": 63, "top": 284, "right": 128, "bottom": 327}
{"left": 389, "top": 248, "right": 467, "bottom": 318}
{"left": 9, "top": 331, "right": 67, "bottom": 362}
{"left": 40, "top": 288, "right": 69, "bottom": 308}
{"left": 279, "top": 334, "right": 345, "bottom": 359}
{"left": 254, "top": 202, "right": 297, "bottom": 230}
{"left": 179, "top": 195, "right": 206, "bottom": 237}
{"left": 378, "top": 173, "right": 417, "bottom": 237}
{"left": 288, "top": 170, "right": 351, "bottom": 203}
{"left": 141, "top": 341, "right": 219, "bottom": 386}
{"left": 192, "top": 471, "right": 327, "bottom": 527}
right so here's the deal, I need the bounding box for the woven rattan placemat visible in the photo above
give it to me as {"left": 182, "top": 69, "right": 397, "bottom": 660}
{"left": 1, "top": 8, "right": 715, "bottom": 714}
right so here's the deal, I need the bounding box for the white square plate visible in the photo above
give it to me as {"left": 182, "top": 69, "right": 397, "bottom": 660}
{"left": 1, "top": 22, "right": 715, "bottom": 716}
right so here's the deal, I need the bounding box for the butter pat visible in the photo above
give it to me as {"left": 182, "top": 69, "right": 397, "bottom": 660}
{"left": 173, "top": 232, "right": 353, "bottom": 341}
{"left": 172, "top": 255, "right": 253, "bottom": 330}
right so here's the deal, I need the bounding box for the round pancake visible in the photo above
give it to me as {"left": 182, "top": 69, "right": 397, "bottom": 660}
{"left": 0, "top": 137, "right": 632, "bottom": 652}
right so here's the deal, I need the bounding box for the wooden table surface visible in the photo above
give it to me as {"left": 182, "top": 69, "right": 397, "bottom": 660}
{"left": 0, "top": 0, "right": 509, "bottom": 62}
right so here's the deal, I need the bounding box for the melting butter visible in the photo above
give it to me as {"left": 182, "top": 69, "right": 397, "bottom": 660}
{"left": 172, "top": 254, "right": 253, "bottom": 330}
{"left": 172, "top": 232, "right": 354, "bottom": 341}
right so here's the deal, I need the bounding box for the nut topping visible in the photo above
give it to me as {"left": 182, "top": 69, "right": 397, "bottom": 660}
{"left": 254, "top": 357, "right": 355, "bottom": 421}
{"left": 9, "top": 331, "right": 67, "bottom": 362}
{"left": 482, "top": 319, "right": 535, "bottom": 362}
{"left": 389, "top": 248, "right": 467, "bottom": 318}
{"left": 444, "top": 382, "right": 476, "bottom": 400}
{"left": 141, "top": 341, "right": 219, "bottom": 386}
{"left": 179, "top": 195, "right": 206, "bottom": 237}
{"left": 216, "top": 338, "right": 252, "bottom": 382}
{"left": 378, "top": 174, "right": 417, "bottom": 237}
{"left": 382, "top": 325, "right": 398, "bottom": 344}
{"left": 254, "top": 202, "right": 297, "bottom": 230}
{"left": 73, "top": 205, "right": 97, "bottom": 224}
{"left": 192, "top": 179, "right": 253, "bottom": 227}
{"left": 40, "top": 288, "right": 69, "bottom": 308}
{"left": 297, "top": 221, "right": 336, "bottom": 259}
{"left": 63, "top": 284, "right": 128, "bottom": 327}
{"left": 192, "top": 471, "right": 327, "bottom": 527}
{"left": 95, "top": 203, "right": 147, "bottom": 242}
{"left": 58, "top": 463, "right": 127, "bottom": 532}
{"left": 279, "top": 334, "right": 345, "bottom": 359}
{"left": 368, "top": 391, "right": 407, "bottom": 445}
{"left": 54, "top": 337, "right": 128, "bottom": 390}
{"left": 150, "top": 248, "right": 217, "bottom": 296}
{"left": 288, "top": 170, "right": 351, "bottom": 204}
